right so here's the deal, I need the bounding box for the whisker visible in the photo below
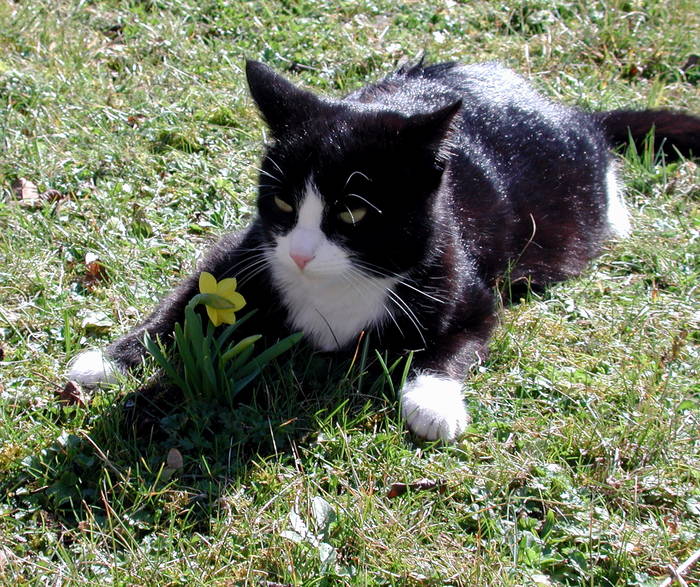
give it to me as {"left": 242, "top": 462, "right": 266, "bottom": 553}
{"left": 216, "top": 248, "right": 273, "bottom": 280}
{"left": 238, "top": 263, "right": 271, "bottom": 287}
{"left": 347, "top": 193, "right": 382, "bottom": 214}
{"left": 265, "top": 155, "right": 285, "bottom": 176}
{"left": 345, "top": 265, "right": 425, "bottom": 344}
{"left": 385, "top": 287, "right": 426, "bottom": 345}
{"left": 314, "top": 308, "right": 340, "bottom": 350}
{"left": 238, "top": 257, "right": 269, "bottom": 285}
{"left": 252, "top": 165, "right": 282, "bottom": 184}
{"left": 341, "top": 271, "right": 405, "bottom": 338}
{"left": 343, "top": 170, "right": 371, "bottom": 189}
{"left": 353, "top": 260, "right": 447, "bottom": 304}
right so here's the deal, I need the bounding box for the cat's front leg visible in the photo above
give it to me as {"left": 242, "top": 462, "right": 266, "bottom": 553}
{"left": 67, "top": 272, "right": 201, "bottom": 386}
{"left": 399, "top": 372, "right": 469, "bottom": 442}
{"left": 67, "top": 230, "right": 255, "bottom": 386}
{"left": 398, "top": 327, "right": 492, "bottom": 442}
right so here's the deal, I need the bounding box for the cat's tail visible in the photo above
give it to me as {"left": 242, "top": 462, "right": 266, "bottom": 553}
{"left": 594, "top": 109, "right": 700, "bottom": 161}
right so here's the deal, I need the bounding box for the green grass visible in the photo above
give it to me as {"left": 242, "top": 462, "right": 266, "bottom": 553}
{"left": 1, "top": 0, "right": 699, "bottom": 584}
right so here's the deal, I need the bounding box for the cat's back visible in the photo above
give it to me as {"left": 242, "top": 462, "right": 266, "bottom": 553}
{"left": 346, "top": 61, "right": 603, "bottom": 165}
{"left": 347, "top": 61, "right": 569, "bottom": 121}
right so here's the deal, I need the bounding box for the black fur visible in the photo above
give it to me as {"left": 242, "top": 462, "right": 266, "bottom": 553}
{"left": 595, "top": 109, "right": 700, "bottom": 160}
{"left": 105, "top": 60, "right": 698, "bottom": 417}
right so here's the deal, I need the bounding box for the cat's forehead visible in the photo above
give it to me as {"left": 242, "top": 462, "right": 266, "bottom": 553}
{"left": 295, "top": 173, "right": 370, "bottom": 207}
{"left": 266, "top": 115, "right": 394, "bottom": 174}
{"left": 263, "top": 146, "right": 375, "bottom": 200}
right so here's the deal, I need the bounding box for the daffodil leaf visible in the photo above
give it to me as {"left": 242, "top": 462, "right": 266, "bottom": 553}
{"left": 236, "top": 332, "right": 303, "bottom": 379}
{"left": 202, "top": 347, "right": 217, "bottom": 391}
{"left": 229, "top": 344, "right": 255, "bottom": 371}
{"left": 231, "top": 366, "right": 261, "bottom": 394}
{"left": 220, "top": 335, "right": 261, "bottom": 363}
{"left": 215, "top": 309, "right": 257, "bottom": 348}
{"left": 184, "top": 304, "right": 204, "bottom": 357}
{"left": 143, "top": 332, "right": 187, "bottom": 391}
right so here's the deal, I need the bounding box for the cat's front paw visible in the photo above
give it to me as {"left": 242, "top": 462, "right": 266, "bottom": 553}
{"left": 67, "top": 349, "right": 119, "bottom": 387}
{"left": 399, "top": 373, "right": 468, "bottom": 442}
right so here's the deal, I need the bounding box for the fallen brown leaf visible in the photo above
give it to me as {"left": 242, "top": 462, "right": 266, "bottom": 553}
{"left": 386, "top": 477, "right": 446, "bottom": 498}
{"left": 57, "top": 381, "right": 86, "bottom": 406}
{"left": 127, "top": 114, "right": 146, "bottom": 127}
{"left": 42, "top": 188, "right": 66, "bottom": 203}
{"left": 82, "top": 253, "right": 109, "bottom": 290}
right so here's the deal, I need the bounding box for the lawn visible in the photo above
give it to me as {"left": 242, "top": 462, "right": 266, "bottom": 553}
{"left": 1, "top": 0, "right": 699, "bottom": 584}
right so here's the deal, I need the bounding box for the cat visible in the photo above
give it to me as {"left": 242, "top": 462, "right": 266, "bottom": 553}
{"left": 68, "top": 59, "right": 700, "bottom": 441}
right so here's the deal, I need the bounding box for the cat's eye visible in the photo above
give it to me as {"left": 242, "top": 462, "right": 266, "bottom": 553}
{"left": 274, "top": 196, "right": 294, "bottom": 213}
{"left": 338, "top": 207, "right": 367, "bottom": 225}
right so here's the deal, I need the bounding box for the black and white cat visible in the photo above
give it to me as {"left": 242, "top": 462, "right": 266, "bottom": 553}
{"left": 68, "top": 60, "right": 699, "bottom": 441}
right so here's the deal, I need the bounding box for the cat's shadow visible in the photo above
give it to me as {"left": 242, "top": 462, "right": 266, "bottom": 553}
{"left": 19, "top": 348, "right": 401, "bottom": 532}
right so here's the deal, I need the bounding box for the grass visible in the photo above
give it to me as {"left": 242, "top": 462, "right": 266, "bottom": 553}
{"left": 1, "top": 0, "right": 699, "bottom": 584}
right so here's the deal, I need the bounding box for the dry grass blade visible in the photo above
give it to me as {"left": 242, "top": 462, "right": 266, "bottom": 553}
{"left": 659, "top": 547, "right": 700, "bottom": 587}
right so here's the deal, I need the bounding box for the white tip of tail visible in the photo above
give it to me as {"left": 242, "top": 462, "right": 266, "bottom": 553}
{"left": 67, "top": 349, "right": 119, "bottom": 387}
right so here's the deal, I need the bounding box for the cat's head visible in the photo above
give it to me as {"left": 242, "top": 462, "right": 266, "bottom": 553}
{"left": 246, "top": 60, "right": 459, "bottom": 282}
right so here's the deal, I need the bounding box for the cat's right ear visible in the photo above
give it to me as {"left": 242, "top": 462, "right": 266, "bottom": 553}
{"left": 246, "top": 60, "right": 326, "bottom": 137}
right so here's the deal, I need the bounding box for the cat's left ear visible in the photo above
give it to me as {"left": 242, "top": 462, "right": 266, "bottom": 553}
{"left": 246, "top": 60, "right": 329, "bottom": 137}
{"left": 401, "top": 100, "right": 462, "bottom": 160}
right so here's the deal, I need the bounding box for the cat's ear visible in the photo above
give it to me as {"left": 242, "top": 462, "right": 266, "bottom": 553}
{"left": 246, "top": 60, "right": 327, "bottom": 137}
{"left": 404, "top": 100, "right": 462, "bottom": 159}
{"left": 378, "top": 100, "right": 462, "bottom": 161}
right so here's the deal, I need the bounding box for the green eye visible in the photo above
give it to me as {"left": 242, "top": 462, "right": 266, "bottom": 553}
{"left": 338, "top": 207, "right": 367, "bottom": 225}
{"left": 274, "top": 196, "right": 294, "bottom": 213}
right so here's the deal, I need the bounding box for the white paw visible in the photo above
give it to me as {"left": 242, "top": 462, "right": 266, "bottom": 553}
{"left": 67, "top": 349, "right": 119, "bottom": 387}
{"left": 399, "top": 373, "right": 468, "bottom": 442}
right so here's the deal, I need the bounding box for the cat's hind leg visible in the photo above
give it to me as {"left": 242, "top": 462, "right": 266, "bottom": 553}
{"left": 605, "top": 163, "right": 631, "bottom": 238}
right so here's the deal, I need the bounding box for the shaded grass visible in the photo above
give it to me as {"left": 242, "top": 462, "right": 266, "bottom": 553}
{"left": 1, "top": 0, "right": 699, "bottom": 584}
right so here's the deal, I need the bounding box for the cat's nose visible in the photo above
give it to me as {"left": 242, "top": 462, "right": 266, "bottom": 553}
{"left": 290, "top": 252, "right": 314, "bottom": 270}
{"left": 288, "top": 227, "right": 321, "bottom": 270}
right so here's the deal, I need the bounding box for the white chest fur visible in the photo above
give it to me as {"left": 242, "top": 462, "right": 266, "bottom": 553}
{"left": 267, "top": 184, "right": 396, "bottom": 351}
{"left": 272, "top": 266, "right": 397, "bottom": 350}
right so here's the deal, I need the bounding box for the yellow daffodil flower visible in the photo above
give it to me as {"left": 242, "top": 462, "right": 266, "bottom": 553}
{"left": 198, "top": 271, "right": 246, "bottom": 326}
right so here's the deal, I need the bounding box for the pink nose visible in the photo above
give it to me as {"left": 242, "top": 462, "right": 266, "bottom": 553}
{"left": 290, "top": 252, "right": 314, "bottom": 270}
